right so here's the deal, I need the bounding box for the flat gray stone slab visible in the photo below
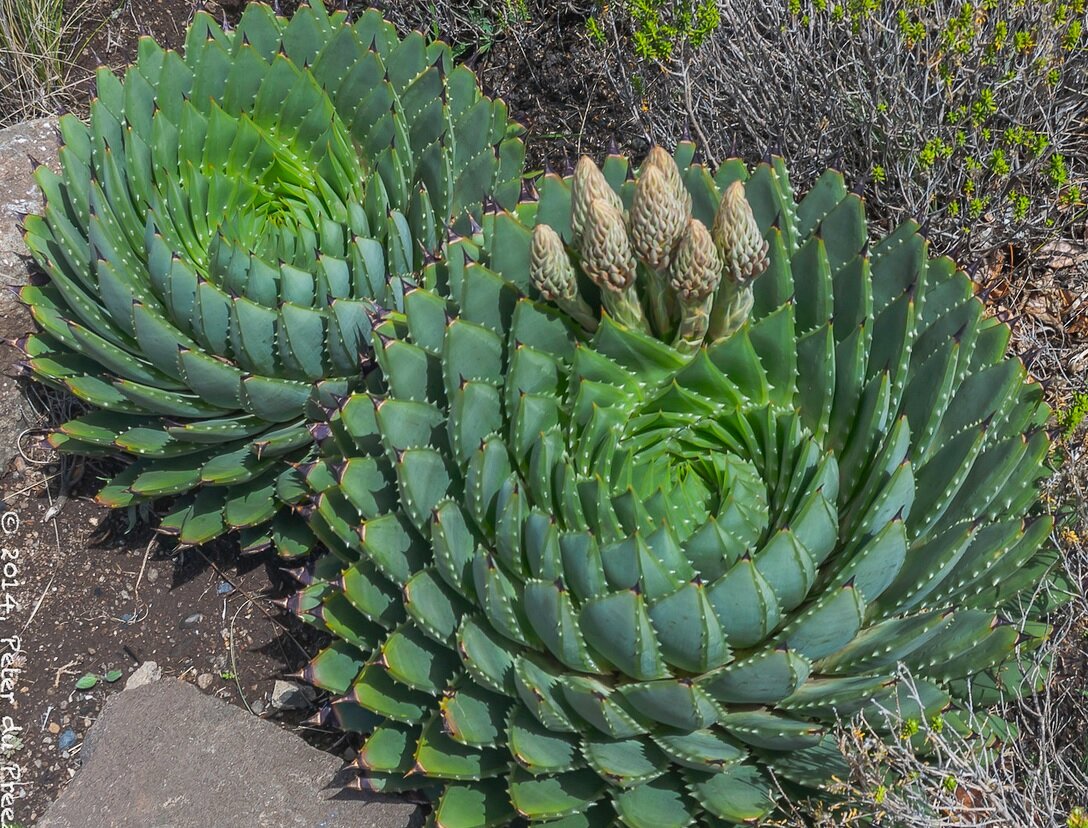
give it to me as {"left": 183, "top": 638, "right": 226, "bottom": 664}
{"left": 38, "top": 680, "right": 423, "bottom": 828}
{"left": 0, "top": 117, "right": 61, "bottom": 474}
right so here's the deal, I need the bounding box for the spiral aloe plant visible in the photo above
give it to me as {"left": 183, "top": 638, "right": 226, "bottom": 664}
{"left": 291, "top": 142, "right": 1059, "bottom": 825}
{"left": 18, "top": 1, "right": 524, "bottom": 556}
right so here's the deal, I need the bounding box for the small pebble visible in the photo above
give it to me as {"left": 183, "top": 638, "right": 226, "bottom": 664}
{"left": 47, "top": 723, "right": 59, "bottom": 734}
{"left": 183, "top": 613, "right": 204, "bottom": 626}
{"left": 58, "top": 730, "right": 76, "bottom": 751}
{"left": 250, "top": 700, "right": 264, "bottom": 715}
{"left": 271, "top": 680, "right": 316, "bottom": 711}
{"left": 125, "top": 661, "right": 162, "bottom": 691}
{"left": 196, "top": 673, "right": 213, "bottom": 690}
{"left": 216, "top": 580, "right": 234, "bottom": 596}
{"left": 147, "top": 568, "right": 159, "bottom": 583}
{"left": 119, "top": 612, "right": 133, "bottom": 623}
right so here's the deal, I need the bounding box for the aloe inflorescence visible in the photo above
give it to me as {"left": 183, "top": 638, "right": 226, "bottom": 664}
{"left": 292, "top": 144, "right": 1059, "bottom": 825}
{"left": 19, "top": 1, "right": 524, "bottom": 556}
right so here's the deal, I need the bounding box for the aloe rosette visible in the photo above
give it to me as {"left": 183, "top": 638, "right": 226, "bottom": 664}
{"left": 290, "top": 142, "right": 1060, "bottom": 825}
{"left": 19, "top": 1, "right": 524, "bottom": 556}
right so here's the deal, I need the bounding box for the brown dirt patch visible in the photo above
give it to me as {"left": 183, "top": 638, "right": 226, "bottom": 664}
{"left": 4, "top": 445, "right": 333, "bottom": 823}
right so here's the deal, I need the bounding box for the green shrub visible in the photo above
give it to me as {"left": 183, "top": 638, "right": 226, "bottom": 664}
{"left": 591, "top": 0, "right": 1087, "bottom": 258}
{"left": 589, "top": 0, "right": 721, "bottom": 61}
{"left": 1057, "top": 391, "right": 1088, "bottom": 438}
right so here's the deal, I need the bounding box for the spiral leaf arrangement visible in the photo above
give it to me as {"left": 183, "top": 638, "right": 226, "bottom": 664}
{"left": 18, "top": 1, "right": 524, "bottom": 556}
{"left": 292, "top": 143, "right": 1059, "bottom": 825}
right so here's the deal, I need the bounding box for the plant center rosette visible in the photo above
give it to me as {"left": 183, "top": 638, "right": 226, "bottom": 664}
{"left": 290, "top": 145, "right": 1061, "bottom": 826}
{"left": 19, "top": 2, "right": 524, "bottom": 556}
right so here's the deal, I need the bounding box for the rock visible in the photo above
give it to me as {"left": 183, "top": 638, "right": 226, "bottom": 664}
{"left": 48, "top": 722, "right": 59, "bottom": 734}
{"left": 57, "top": 730, "right": 77, "bottom": 751}
{"left": 270, "top": 680, "right": 316, "bottom": 711}
{"left": 0, "top": 118, "right": 57, "bottom": 331}
{"left": 196, "top": 673, "right": 213, "bottom": 690}
{"left": 0, "top": 118, "right": 60, "bottom": 475}
{"left": 38, "top": 680, "right": 421, "bottom": 828}
{"left": 250, "top": 699, "right": 265, "bottom": 715}
{"left": 182, "top": 612, "right": 203, "bottom": 626}
{"left": 123, "top": 661, "right": 161, "bottom": 691}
